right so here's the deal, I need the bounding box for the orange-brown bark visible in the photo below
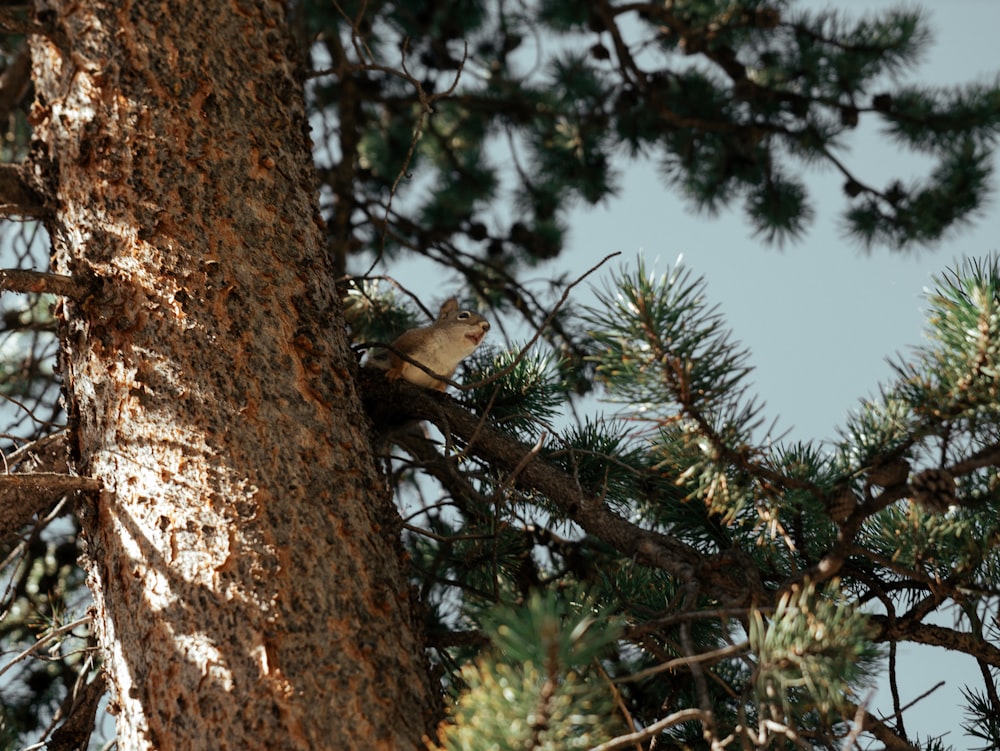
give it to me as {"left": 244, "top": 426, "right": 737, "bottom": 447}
{"left": 29, "top": 1, "right": 435, "bottom": 748}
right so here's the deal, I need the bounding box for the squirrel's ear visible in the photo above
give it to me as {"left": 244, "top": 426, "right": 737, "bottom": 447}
{"left": 438, "top": 297, "right": 459, "bottom": 319}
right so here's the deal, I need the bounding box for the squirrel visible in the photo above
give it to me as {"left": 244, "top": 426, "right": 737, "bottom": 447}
{"left": 372, "top": 297, "right": 490, "bottom": 391}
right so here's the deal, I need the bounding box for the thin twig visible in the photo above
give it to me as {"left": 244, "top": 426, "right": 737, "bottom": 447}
{"left": 889, "top": 640, "right": 904, "bottom": 737}
{"left": 897, "top": 680, "right": 946, "bottom": 715}
{"left": 356, "top": 339, "right": 467, "bottom": 391}
{"left": 0, "top": 616, "right": 92, "bottom": 681}
{"left": 462, "top": 251, "right": 621, "bottom": 391}
{"left": 401, "top": 524, "right": 494, "bottom": 543}
{"left": 840, "top": 690, "right": 875, "bottom": 751}
{"left": 363, "top": 41, "right": 468, "bottom": 277}
{"left": 616, "top": 641, "right": 748, "bottom": 684}
{"left": 329, "top": 0, "right": 469, "bottom": 277}
{"left": 679, "top": 607, "right": 718, "bottom": 746}
{"left": 495, "top": 431, "right": 547, "bottom": 498}
{"left": 340, "top": 274, "right": 437, "bottom": 320}
{"left": 587, "top": 708, "right": 705, "bottom": 751}
{"left": 1, "top": 429, "right": 68, "bottom": 473}
{"left": 594, "top": 660, "right": 642, "bottom": 751}
{"left": 626, "top": 608, "right": 770, "bottom": 638}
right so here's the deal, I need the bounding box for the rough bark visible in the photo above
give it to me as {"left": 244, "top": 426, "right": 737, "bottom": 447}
{"left": 28, "top": 1, "right": 436, "bottom": 748}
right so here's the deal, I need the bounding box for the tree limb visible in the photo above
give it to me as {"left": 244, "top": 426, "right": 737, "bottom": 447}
{"left": 4, "top": 428, "right": 69, "bottom": 473}
{"left": 360, "top": 371, "right": 763, "bottom": 606}
{"left": 0, "top": 471, "right": 100, "bottom": 538}
{"left": 0, "top": 267, "right": 86, "bottom": 299}
{"left": 870, "top": 613, "right": 1000, "bottom": 667}
{"left": 46, "top": 670, "right": 106, "bottom": 751}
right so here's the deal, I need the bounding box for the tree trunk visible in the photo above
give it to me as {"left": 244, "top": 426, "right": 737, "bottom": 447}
{"left": 28, "top": 1, "right": 436, "bottom": 748}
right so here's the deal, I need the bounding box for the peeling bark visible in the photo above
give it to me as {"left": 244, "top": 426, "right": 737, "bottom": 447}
{"left": 29, "top": 1, "right": 436, "bottom": 748}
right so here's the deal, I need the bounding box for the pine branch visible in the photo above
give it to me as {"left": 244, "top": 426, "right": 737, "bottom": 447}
{"left": 360, "top": 370, "right": 765, "bottom": 606}
{"left": 0, "top": 163, "right": 48, "bottom": 217}
{"left": 870, "top": 614, "right": 1000, "bottom": 667}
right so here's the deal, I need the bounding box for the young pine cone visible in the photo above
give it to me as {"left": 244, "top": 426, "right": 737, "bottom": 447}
{"left": 909, "top": 468, "right": 957, "bottom": 513}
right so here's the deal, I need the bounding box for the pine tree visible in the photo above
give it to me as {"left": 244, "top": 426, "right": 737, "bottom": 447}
{"left": 0, "top": 1, "right": 998, "bottom": 749}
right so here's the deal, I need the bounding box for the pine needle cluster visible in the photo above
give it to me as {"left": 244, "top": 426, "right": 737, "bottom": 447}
{"left": 363, "top": 254, "right": 1000, "bottom": 749}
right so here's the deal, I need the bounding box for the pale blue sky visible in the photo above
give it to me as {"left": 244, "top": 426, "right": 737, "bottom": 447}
{"left": 566, "top": 0, "right": 999, "bottom": 447}
{"left": 388, "top": 2, "right": 998, "bottom": 745}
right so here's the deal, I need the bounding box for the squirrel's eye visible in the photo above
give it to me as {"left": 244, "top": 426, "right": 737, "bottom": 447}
{"left": 457, "top": 312, "right": 471, "bottom": 320}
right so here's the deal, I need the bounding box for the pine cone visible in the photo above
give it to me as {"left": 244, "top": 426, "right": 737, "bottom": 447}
{"left": 868, "top": 457, "right": 911, "bottom": 488}
{"left": 909, "top": 468, "right": 957, "bottom": 513}
{"left": 826, "top": 487, "right": 858, "bottom": 523}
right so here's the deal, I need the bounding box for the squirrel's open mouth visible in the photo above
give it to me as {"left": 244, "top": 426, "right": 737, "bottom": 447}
{"left": 467, "top": 332, "right": 485, "bottom": 345}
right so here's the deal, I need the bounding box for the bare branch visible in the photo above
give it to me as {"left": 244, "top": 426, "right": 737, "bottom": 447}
{"left": 896, "top": 680, "right": 946, "bottom": 715}
{"left": 871, "top": 614, "right": 1000, "bottom": 667}
{"left": 462, "top": 251, "right": 621, "bottom": 391}
{"left": 0, "top": 616, "right": 92, "bottom": 682}
{"left": 0, "top": 472, "right": 100, "bottom": 538}
{"left": 0, "top": 268, "right": 86, "bottom": 299}
{"left": 587, "top": 708, "right": 705, "bottom": 751}
{"left": 355, "top": 339, "right": 467, "bottom": 391}
{"left": 615, "top": 641, "right": 748, "bottom": 684}
{"left": 3, "top": 429, "right": 69, "bottom": 473}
